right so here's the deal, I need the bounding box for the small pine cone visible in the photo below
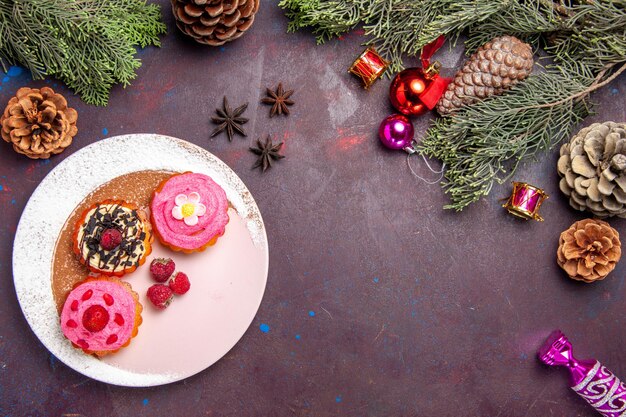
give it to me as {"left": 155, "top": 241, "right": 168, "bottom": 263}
{"left": 1, "top": 87, "right": 78, "bottom": 159}
{"left": 557, "top": 219, "right": 621, "bottom": 283}
{"left": 171, "top": 0, "right": 260, "bottom": 46}
{"left": 436, "top": 35, "right": 533, "bottom": 116}
{"left": 558, "top": 122, "right": 626, "bottom": 218}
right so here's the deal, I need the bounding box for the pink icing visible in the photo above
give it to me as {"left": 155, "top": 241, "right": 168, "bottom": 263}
{"left": 151, "top": 173, "right": 229, "bottom": 251}
{"left": 60, "top": 280, "right": 136, "bottom": 352}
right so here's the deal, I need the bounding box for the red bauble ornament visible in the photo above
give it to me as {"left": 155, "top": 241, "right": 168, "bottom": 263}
{"left": 389, "top": 64, "right": 449, "bottom": 116}
{"left": 389, "top": 68, "right": 431, "bottom": 116}
{"left": 389, "top": 35, "right": 450, "bottom": 116}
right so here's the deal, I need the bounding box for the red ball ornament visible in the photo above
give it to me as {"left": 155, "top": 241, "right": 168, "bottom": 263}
{"left": 389, "top": 64, "right": 449, "bottom": 116}
{"left": 389, "top": 68, "right": 432, "bottom": 116}
{"left": 389, "top": 35, "right": 451, "bottom": 116}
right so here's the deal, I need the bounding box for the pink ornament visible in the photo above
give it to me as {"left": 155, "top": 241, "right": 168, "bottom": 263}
{"left": 378, "top": 114, "right": 414, "bottom": 151}
{"left": 539, "top": 330, "right": 626, "bottom": 416}
{"left": 503, "top": 182, "right": 548, "bottom": 221}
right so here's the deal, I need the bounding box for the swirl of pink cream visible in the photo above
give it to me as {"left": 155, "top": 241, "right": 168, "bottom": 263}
{"left": 151, "top": 173, "right": 229, "bottom": 251}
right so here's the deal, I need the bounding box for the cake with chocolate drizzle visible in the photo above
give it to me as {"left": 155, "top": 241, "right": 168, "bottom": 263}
{"left": 72, "top": 200, "right": 153, "bottom": 276}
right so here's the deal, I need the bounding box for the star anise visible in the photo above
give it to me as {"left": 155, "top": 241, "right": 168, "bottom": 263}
{"left": 249, "top": 135, "right": 285, "bottom": 172}
{"left": 210, "top": 96, "right": 248, "bottom": 141}
{"left": 261, "top": 83, "right": 294, "bottom": 117}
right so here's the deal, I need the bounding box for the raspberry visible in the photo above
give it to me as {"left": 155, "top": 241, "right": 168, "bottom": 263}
{"left": 100, "top": 228, "right": 122, "bottom": 251}
{"left": 149, "top": 258, "right": 176, "bottom": 283}
{"left": 169, "top": 271, "right": 191, "bottom": 295}
{"left": 82, "top": 305, "right": 110, "bottom": 332}
{"left": 147, "top": 284, "right": 173, "bottom": 310}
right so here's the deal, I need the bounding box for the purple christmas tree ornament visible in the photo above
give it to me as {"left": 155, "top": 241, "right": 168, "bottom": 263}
{"left": 538, "top": 330, "right": 626, "bottom": 416}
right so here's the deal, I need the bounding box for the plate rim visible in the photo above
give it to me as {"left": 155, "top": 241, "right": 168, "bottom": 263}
{"left": 12, "top": 134, "right": 269, "bottom": 387}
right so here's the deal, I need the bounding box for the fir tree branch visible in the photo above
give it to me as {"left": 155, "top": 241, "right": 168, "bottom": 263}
{"left": 517, "top": 62, "right": 626, "bottom": 111}
{"left": 279, "top": 0, "right": 626, "bottom": 74}
{"left": 545, "top": 1, "right": 626, "bottom": 71}
{"left": 417, "top": 0, "right": 512, "bottom": 49}
{"left": 463, "top": 2, "right": 564, "bottom": 53}
{"left": 279, "top": 0, "right": 371, "bottom": 44}
{"left": 363, "top": 0, "right": 449, "bottom": 71}
{"left": 417, "top": 68, "right": 593, "bottom": 211}
{"left": 0, "top": 0, "right": 166, "bottom": 106}
{"left": 537, "top": 0, "right": 573, "bottom": 18}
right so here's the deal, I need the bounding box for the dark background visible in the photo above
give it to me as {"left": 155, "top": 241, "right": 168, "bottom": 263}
{"left": 1, "top": 1, "right": 625, "bottom": 416}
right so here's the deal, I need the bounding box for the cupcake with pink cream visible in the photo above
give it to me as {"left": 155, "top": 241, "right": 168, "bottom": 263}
{"left": 60, "top": 276, "right": 142, "bottom": 356}
{"left": 150, "top": 172, "right": 229, "bottom": 253}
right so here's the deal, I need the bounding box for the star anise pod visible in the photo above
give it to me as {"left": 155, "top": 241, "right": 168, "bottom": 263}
{"left": 249, "top": 135, "right": 285, "bottom": 172}
{"left": 261, "top": 83, "right": 294, "bottom": 117}
{"left": 210, "top": 96, "right": 248, "bottom": 141}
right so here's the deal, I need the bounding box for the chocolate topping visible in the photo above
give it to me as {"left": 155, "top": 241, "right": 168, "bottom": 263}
{"left": 76, "top": 203, "right": 147, "bottom": 273}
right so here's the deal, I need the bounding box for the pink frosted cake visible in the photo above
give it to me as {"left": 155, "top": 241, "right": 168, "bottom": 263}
{"left": 150, "top": 172, "right": 229, "bottom": 253}
{"left": 60, "top": 276, "right": 143, "bottom": 356}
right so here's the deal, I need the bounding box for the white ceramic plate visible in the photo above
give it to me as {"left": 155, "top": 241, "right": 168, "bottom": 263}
{"left": 13, "top": 134, "right": 268, "bottom": 386}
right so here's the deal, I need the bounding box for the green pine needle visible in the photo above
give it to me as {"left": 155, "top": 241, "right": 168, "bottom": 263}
{"left": 0, "top": 0, "right": 167, "bottom": 106}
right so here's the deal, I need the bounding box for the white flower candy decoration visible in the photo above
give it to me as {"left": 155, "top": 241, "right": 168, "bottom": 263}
{"left": 172, "top": 192, "right": 206, "bottom": 226}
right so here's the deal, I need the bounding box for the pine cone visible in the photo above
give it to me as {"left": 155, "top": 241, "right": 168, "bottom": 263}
{"left": 1, "top": 87, "right": 78, "bottom": 159}
{"left": 436, "top": 36, "right": 534, "bottom": 116}
{"left": 557, "top": 122, "right": 626, "bottom": 218}
{"left": 171, "top": 0, "right": 260, "bottom": 46}
{"left": 557, "top": 218, "right": 621, "bottom": 283}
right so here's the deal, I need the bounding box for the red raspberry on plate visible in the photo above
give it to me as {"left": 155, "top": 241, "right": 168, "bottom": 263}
{"left": 100, "top": 228, "right": 122, "bottom": 251}
{"left": 82, "top": 305, "right": 110, "bottom": 332}
{"left": 169, "top": 272, "right": 190, "bottom": 295}
{"left": 147, "top": 284, "right": 173, "bottom": 310}
{"left": 149, "top": 258, "right": 175, "bottom": 283}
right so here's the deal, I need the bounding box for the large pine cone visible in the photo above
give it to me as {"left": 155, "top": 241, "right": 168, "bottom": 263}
{"left": 436, "top": 36, "right": 533, "bottom": 116}
{"left": 558, "top": 122, "right": 626, "bottom": 218}
{"left": 171, "top": 0, "right": 260, "bottom": 46}
{"left": 557, "top": 219, "right": 621, "bottom": 283}
{"left": 1, "top": 87, "right": 78, "bottom": 159}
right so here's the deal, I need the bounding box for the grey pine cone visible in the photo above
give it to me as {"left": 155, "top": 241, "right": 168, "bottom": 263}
{"left": 557, "top": 121, "right": 626, "bottom": 218}
{"left": 436, "top": 35, "right": 534, "bottom": 116}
